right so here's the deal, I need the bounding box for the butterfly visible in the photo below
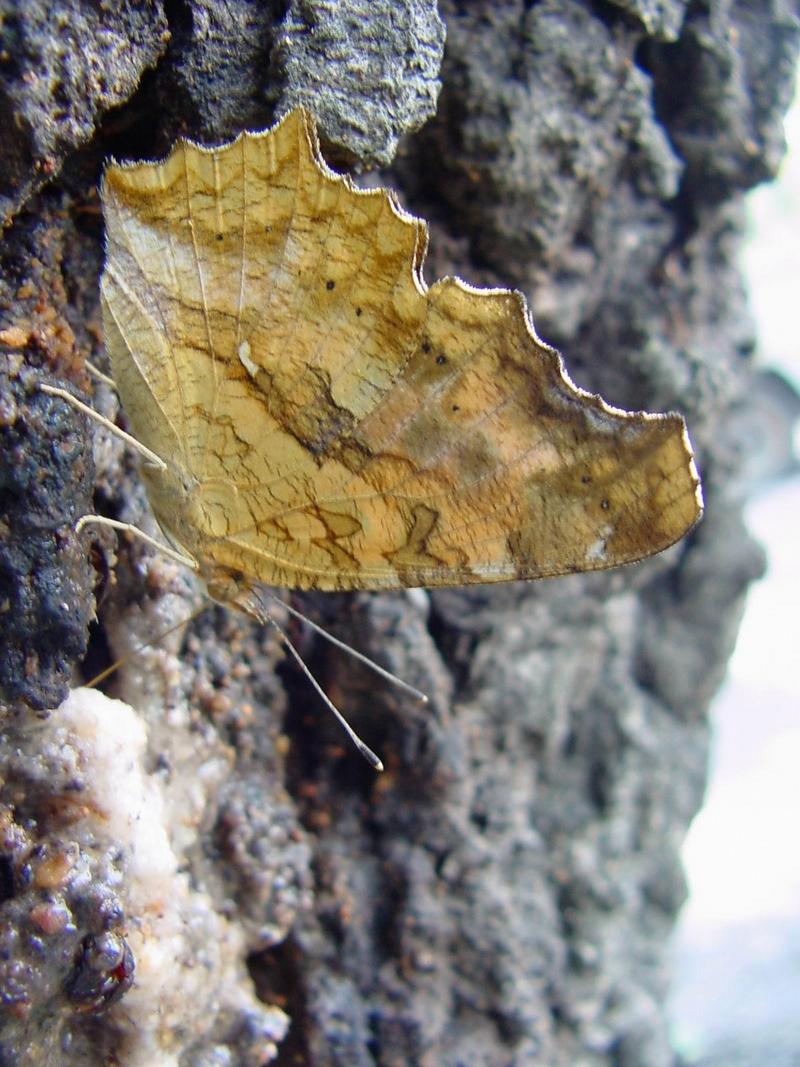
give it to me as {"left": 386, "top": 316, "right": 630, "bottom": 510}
{"left": 99, "top": 108, "right": 701, "bottom": 600}
{"left": 45, "top": 108, "right": 702, "bottom": 767}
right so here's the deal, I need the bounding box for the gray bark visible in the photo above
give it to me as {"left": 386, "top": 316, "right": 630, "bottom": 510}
{"left": 0, "top": 1, "right": 796, "bottom": 1065}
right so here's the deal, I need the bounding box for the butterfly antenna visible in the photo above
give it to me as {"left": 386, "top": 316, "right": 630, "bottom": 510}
{"left": 85, "top": 601, "right": 209, "bottom": 688}
{"left": 262, "top": 611, "right": 384, "bottom": 772}
{"left": 268, "top": 593, "right": 428, "bottom": 705}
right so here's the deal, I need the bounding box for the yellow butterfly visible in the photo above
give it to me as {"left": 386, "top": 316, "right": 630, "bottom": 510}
{"left": 44, "top": 108, "right": 702, "bottom": 766}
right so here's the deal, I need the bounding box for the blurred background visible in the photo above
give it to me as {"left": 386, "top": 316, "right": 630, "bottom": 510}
{"left": 669, "top": 71, "right": 800, "bottom": 1067}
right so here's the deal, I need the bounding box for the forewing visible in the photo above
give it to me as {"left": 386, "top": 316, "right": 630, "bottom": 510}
{"left": 101, "top": 109, "right": 701, "bottom": 592}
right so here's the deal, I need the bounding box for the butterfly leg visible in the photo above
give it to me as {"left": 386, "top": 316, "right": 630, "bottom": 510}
{"left": 39, "top": 383, "right": 167, "bottom": 472}
{"left": 84, "top": 360, "right": 117, "bottom": 390}
{"left": 39, "top": 383, "right": 198, "bottom": 569}
{"left": 74, "top": 515, "right": 199, "bottom": 571}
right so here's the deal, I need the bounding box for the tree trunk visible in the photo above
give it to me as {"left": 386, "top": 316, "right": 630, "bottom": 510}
{"left": 0, "top": 1, "right": 795, "bottom": 1065}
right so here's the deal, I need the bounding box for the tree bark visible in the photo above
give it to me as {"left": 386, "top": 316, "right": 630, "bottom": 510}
{"left": 0, "top": 1, "right": 796, "bottom": 1064}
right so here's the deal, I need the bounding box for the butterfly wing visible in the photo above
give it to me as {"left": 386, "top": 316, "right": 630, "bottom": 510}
{"left": 101, "top": 109, "right": 702, "bottom": 593}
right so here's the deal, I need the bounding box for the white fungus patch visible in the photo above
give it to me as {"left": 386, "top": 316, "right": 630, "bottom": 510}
{"left": 54, "top": 689, "right": 288, "bottom": 1067}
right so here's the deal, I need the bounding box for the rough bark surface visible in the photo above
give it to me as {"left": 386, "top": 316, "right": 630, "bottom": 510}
{"left": 0, "top": 1, "right": 796, "bottom": 1065}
